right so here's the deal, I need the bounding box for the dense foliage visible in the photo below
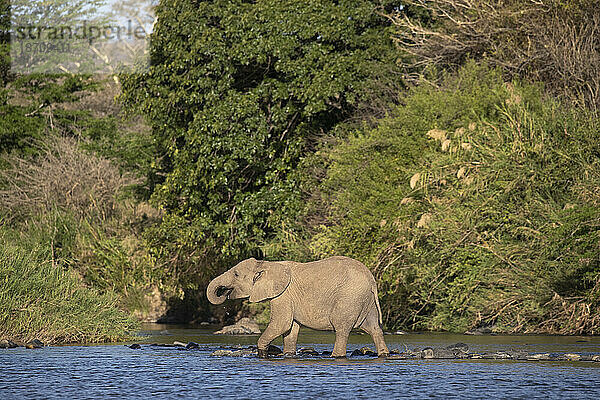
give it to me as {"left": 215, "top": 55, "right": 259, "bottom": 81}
{"left": 1, "top": 0, "right": 599, "bottom": 337}
{"left": 120, "top": 0, "right": 399, "bottom": 286}
{"left": 275, "top": 63, "right": 600, "bottom": 334}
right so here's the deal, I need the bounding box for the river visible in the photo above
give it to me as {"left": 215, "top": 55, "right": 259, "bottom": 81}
{"left": 1, "top": 324, "right": 599, "bottom": 399}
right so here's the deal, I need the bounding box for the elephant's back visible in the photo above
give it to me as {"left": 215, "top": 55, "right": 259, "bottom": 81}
{"left": 296, "top": 256, "right": 376, "bottom": 286}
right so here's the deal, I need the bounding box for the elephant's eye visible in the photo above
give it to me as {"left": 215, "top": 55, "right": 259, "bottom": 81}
{"left": 233, "top": 271, "right": 239, "bottom": 277}
{"left": 253, "top": 270, "right": 263, "bottom": 283}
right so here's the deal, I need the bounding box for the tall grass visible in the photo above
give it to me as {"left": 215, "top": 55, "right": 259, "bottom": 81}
{"left": 0, "top": 244, "right": 138, "bottom": 344}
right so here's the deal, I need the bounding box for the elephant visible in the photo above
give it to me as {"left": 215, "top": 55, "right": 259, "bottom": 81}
{"left": 206, "top": 256, "right": 389, "bottom": 358}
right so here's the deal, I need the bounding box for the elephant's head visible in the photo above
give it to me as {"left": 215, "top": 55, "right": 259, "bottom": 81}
{"left": 206, "top": 258, "right": 291, "bottom": 305}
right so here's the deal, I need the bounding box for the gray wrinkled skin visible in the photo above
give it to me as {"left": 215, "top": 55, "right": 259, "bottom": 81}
{"left": 206, "top": 256, "right": 389, "bottom": 358}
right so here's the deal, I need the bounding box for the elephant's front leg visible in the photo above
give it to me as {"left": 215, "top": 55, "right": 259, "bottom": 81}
{"left": 257, "top": 299, "right": 292, "bottom": 358}
{"left": 282, "top": 321, "right": 300, "bottom": 356}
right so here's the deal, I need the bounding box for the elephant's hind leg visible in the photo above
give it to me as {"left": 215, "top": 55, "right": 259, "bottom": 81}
{"left": 331, "top": 327, "right": 352, "bottom": 358}
{"left": 330, "top": 306, "right": 355, "bottom": 358}
{"left": 360, "top": 308, "right": 389, "bottom": 357}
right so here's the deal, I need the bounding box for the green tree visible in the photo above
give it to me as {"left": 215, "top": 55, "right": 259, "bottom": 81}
{"left": 120, "top": 0, "right": 399, "bottom": 285}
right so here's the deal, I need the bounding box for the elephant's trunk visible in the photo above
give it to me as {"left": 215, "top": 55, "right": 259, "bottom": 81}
{"left": 206, "top": 272, "right": 233, "bottom": 305}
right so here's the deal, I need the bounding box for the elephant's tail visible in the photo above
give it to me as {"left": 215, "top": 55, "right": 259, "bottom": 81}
{"left": 372, "top": 286, "right": 383, "bottom": 325}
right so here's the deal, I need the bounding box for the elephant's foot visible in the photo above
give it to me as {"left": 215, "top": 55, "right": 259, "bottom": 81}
{"left": 257, "top": 348, "right": 269, "bottom": 359}
{"left": 283, "top": 351, "right": 297, "bottom": 359}
{"left": 331, "top": 354, "right": 347, "bottom": 359}
{"left": 378, "top": 352, "right": 390, "bottom": 358}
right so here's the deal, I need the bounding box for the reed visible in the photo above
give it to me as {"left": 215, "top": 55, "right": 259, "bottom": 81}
{"left": 0, "top": 241, "right": 138, "bottom": 344}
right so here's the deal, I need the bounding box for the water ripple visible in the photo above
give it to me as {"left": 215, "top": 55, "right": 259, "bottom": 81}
{"left": 1, "top": 336, "right": 600, "bottom": 399}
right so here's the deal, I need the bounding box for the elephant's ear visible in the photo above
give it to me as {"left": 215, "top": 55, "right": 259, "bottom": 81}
{"left": 249, "top": 262, "right": 291, "bottom": 303}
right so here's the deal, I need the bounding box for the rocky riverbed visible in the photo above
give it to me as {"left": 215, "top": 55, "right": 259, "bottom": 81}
{"left": 121, "top": 340, "right": 600, "bottom": 362}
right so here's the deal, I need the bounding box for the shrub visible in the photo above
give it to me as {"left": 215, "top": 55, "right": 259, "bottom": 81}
{"left": 0, "top": 135, "right": 138, "bottom": 223}
{"left": 286, "top": 63, "right": 600, "bottom": 334}
{"left": 391, "top": 0, "right": 600, "bottom": 111}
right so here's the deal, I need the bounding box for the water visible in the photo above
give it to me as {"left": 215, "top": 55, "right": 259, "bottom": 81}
{"left": 2, "top": 325, "right": 600, "bottom": 399}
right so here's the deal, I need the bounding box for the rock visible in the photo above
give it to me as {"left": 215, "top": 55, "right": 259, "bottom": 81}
{"left": 389, "top": 348, "right": 400, "bottom": 354}
{"left": 0, "top": 339, "right": 19, "bottom": 349}
{"left": 298, "top": 347, "right": 320, "bottom": 356}
{"left": 211, "top": 349, "right": 256, "bottom": 357}
{"left": 454, "top": 351, "right": 471, "bottom": 359}
{"left": 321, "top": 350, "right": 332, "bottom": 356}
{"left": 464, "top": 325, "right": 495, "bottom": 335}
{"left": 487, "top": 352, "right": 513, "bottom": 360}
{"left": 408, "top": 350, "right": 422, "bottom": 358}
{"left": 528, "top": 353, "right": 551, "bottom": 361}
{"left": 351, "top": 346, "right": 377, "bottom": 357}
{"left": 234, "top": 349, "right": 256, "bottom": 357}
{"left": 421, "top": 347, "right": 434, "bottom": 359}
{"left": 173, "top": 341, "right": 187, "bottom": 347}
{"left": 564, "top": 353, "right": 582, "bottom": 361}
{"left": 213, "top": 317, "right": 261, "bottom": 335}
{"left": 394, "top": 330, "right": 407, "bottom": 335}
{"left": 186, "top": 342, "right": 200, "bottom": 350}
{"left": 25, "top": 339, "right": 44, "bottom": 349}
{"left": 514, "top": 353, "right": 531, "bottom": 361}
{"left": 446, "top": 343, "right": 469, "bottom": 353}
{"left": 592, "top": 355, "right": 600, "bottom": 362}
{"left": 267, "top": 345, "right": 282, "bottom": 356}
{"left": 415, "top": 347, "right": 460, "bottom": 359}
{"left": 432, "top": 348, "right": 456, "bottom": 359}
{"left": 128, "top": 343, "right": 142, "bottom": 349}
{"left": 211, "top": 349, "right": 234, "bottom": 356}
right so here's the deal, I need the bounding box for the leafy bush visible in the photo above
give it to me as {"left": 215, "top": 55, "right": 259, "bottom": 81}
{"left": 283, "top": 63, "right": 600, "bottom": 334}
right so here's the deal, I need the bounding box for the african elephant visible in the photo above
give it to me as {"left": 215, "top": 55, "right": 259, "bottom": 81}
{"left": 206, "top": 256, "right": 389, "bottom": 358}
